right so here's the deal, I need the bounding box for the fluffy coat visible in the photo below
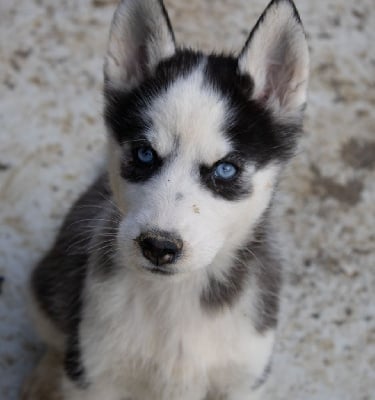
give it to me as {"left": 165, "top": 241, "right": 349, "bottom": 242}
{"left": 23, "top": 1, "right": 309, "bottom": 399}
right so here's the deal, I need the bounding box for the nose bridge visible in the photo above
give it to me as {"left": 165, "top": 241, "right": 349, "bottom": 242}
{"left": 165, "top": 155, "right": 196, "bottom": 199}
{"left": 131, "top": 155, "right": 196, "bottom": 237}
{"left": 148, "top": 157, "right": 192, "bottom": 209}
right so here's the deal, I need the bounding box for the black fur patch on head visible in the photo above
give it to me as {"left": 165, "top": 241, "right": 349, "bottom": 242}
{"left": 203, "top": 54, "right": 302, "bottom": 168}
{"left": 105, "top": 50, "right": 207, "bottom": 184}
{"left": 104, "top": 49, "right": 204, "bottom": 145}
{"left": 105, "top": 48, "right": 301, "bottom": 194}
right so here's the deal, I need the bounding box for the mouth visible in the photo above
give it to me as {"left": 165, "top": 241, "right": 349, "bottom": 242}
{"left": 143, "top": 265, "right": 175, "bottom": 276}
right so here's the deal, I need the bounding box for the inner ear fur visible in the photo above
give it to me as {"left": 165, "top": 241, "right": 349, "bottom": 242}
{"left": 238, "top": 0, "right": 309, "bottom": 117}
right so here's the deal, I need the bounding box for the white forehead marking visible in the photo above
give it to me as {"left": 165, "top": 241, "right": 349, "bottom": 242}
{"left": 146, "top": 60, "right": 232, "bottom": 164}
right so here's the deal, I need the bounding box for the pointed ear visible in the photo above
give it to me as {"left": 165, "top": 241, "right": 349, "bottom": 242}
{"left": 104, "top": 0, "right": 176, "bottom": 90}
{"left": 238, "top": 0, "right": 309, "bottom": 118}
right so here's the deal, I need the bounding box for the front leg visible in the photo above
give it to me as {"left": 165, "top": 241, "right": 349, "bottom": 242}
{"left": 209, "top": 331, "right": 274, "bottom": 400}
{"left": 21, "top": 348, "right": 124, "bottom": 400}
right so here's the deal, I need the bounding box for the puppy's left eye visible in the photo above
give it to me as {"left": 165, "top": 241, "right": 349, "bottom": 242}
{"left": 214, "top": 162, "right": 238, "bottom": 180}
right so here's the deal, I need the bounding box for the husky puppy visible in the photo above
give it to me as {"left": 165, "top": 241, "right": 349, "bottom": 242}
{"left": 23, "top": 0, "right": 309, "bottom": 399}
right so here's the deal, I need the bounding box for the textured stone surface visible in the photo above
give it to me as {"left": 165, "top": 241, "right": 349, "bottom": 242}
{"left": 0, "top": 0, "right": 374, "bottom": 399}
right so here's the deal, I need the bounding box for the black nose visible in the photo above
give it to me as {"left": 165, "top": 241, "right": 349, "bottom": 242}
{"left": 136, "top": 231, "right": 183, "bottom": 266}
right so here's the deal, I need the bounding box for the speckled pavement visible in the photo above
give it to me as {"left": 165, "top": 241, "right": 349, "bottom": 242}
{"left": 0, "top": 1, "right": 374, "bottom": 399}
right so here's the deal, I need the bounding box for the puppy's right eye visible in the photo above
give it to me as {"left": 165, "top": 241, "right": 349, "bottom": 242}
{"left": 135, "top": 146, "right": 155, "bottom": 165}
{"left": 123, "top": 146, "right": 162, "bottom": 183}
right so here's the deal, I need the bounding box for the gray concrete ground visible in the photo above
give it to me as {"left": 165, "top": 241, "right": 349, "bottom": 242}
{"left": 0, "top": 0, "right": 374, "bottom": 399}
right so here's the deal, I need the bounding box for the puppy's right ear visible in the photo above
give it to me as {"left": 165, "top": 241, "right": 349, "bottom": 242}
{"left": 238, "top": 0, "right": 309, "bottom": 119}
{"left": 104, "top": 0, "right": 176, "bottom": 90}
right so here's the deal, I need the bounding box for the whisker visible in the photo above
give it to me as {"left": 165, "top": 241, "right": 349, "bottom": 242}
{"left": 88, "top": 239, "right": 117, "bottom": 255}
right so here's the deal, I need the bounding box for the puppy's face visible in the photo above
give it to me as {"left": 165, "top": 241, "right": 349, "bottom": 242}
{"left": 103, "top": 0, "right": 309, "bottom": 276}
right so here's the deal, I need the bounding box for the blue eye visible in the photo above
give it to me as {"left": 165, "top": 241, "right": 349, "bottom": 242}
{"left": 137, "top": 147, "right": 154, "bottom": 164}
{"left": 214, "top": 162, "right": 238, "bottom": 180}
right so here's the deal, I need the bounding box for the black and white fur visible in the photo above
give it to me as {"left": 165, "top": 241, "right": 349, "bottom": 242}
{"left": 23, "top": 1, "right": 309, "bottom": 399}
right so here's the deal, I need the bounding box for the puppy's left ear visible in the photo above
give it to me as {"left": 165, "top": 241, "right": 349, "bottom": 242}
{"left": 238, "top": 0, "right": 309, "bottom": 118}
{"left": 104, "top": 0, "right": 176, "bottom": 90}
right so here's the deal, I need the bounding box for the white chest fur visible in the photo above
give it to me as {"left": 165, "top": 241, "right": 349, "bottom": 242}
{"left": 79, "top": 270, "right": 274, "bottom": 399}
